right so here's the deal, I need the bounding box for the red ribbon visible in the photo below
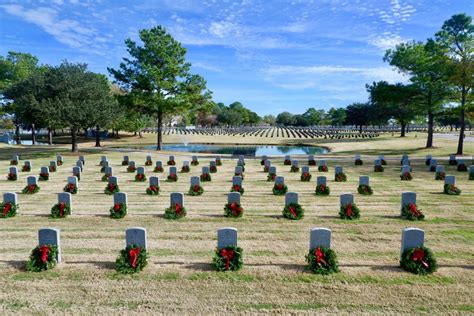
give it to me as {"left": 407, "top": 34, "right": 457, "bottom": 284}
{"left": 320, "top": 185, "right": 325, "bottom": 192}
{"left": 39, "top": 245, "right": 50, "bottom": 263}
{"left": 114, "top": 203, "right": 121, "bottom": 212}
{"left": 276, "top": 184, "right": 283, "bottom": 190}
{"left": 229, "top": 202, "right": 241, "bottom": 216}
{"left": 2, "top": 203, "right": 11, "bottom": 216}
{"left": 175, "top": 203, "right": 182, "bottom": 214}
{"left": 193, "top": 185, "right": 200, "bottom": 192}
{"left": 233, "top": 185, "right": 240, "bottom": 191}
{"left": 108, "top": 184, "right": 116, "bottom": 192}
{"left": 59, "top": 202, "right": 65, "bottom": 217}
{"left": 412, "top": 248, "right": 429, "bottom": 268}
{"left": 315, "top": 247, "right": 327, "bottom": 265}
{"left": 129, "top": 247, "right": 141, "bottom": 268}
{"left": 28, "top": 185, "right": 35, "bottom": 192}
{"left": 149, "top": 185, "right": 158, "bottom": 192}
{"left": 289, "top": 206, "right": 297, "bottom": 218}
{"left": 408, "top": 203, "right": 421, "bottom": 217}
{"left": 220, "top": 248, "right": 235, "bottom": 270}
{"left": 346, "top": 203, "right": 352, "bottom": 217}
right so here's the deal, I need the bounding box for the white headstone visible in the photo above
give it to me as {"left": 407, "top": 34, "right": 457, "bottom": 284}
{"left": 335, "top": 166, "right": 343, "bottom": 174}
{"left": 150, "top": 176, "right": 160, "bottom": 187}
{"left": 114, "top": 192, "right": 127, "bottom": 205}
{"left": 58, "top": 192, "right": 72, "bottom": 208}
{"left": 190, "top": 176, "right": 200, "bottom": 186}
{"left": 3, "top": 192, "right": 17, "bottom": 204}
{"left": 232, "top": 176, "right": 242, "bottom": 186}
{"left": 217, "top": 227, "right": 237, "bottom": 250}
{"left": 38, "top": 228, "right": 61, "bottom": 262}
{"left": 170, "top": 192, "right": 184, "bottom": 207}
{"left": 359, "top": 175, "right": 369, "bottom": 186}
{"left": 444, "top": 175, "right": 455, "bottom": 185}
{"left": 400, "top": 227, "right": 424, "bottom": 255}
{"left": 27, "top": 176, "right": 37, "bottom": 186}
{"left": 228, "top": 192, "right": 241, "bottom": 204}
{"left": 108, "top": 176, "right": 118, "bottom": 186}
{"left": 340, "top": 193, "right": 354, "bottom": 206}
{"left": 309, "top": 227, "right": 331, "bottom": 249}
{"left": 401, "top": 192, "right": 416, "bottom": 215}
{"left": 67, "top": 176, "right": 78, "bottom": 186}
{"left": 126, "top": 227, "right": 147, "bottom": 250}
{"left": 285, "top": 192, "right": 298, "bottom": 205}
{"left": 316, "top": 176, "right": 326, "bottom": 186}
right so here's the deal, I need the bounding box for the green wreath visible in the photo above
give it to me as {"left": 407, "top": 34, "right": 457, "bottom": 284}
{"left": 290, "top": 165, "right": 300, "bottom": 172}
{"left": 267, "top": 174, "right": 276, "bottom": 181}
{"left": 121, "top": 160, "right": 129, "bottom": 166}
{"left": 10, "top": 159, "right": 18, "bottom": 165}
{"left": 381, "top": 159, "right": 387, "bottom": 165}
{"left": 282, "top": 203, "right": 304, "bottom": 220}
{"left": 469, "top": 172, "right": 474, "bottom": 180}
{"left": 104, "top": 183, "right": 120, "bottom": 195}
{"left": 26, "top": 244, "right": 58, "bottom": 272}
{"left": 400, "top": 246, "right": 437, "bottom": 275}
{"left": 284, "top": 159, "right": 291, "bottom": 165}
{"left": 51, "top": 202, "right": 71, "bottom": 218}
{"left": 167, "top": 160, "right": 176, "bottom": 166}
{"left": 457, "top": 164, "right": 467, "bottom": 172}
{"left": 444, "top": 184, "right": 461, "bottom": 195}
{"left": 7, "top": 172, "right": 17, "bottom": 181}
{"left": 306, "top": 247, "right": 339, "bottom": 275}
{"left": 318, "top": 165, "right": 328, "bottom": 172}
{"left": 357, "top": 184, "right": 373, "bottom": 195}
{"left": 167, "top": 174, "right": 178, "bottom": 182}
{"left": 210, "top": 166, "right": 217, "bottom": 173}
{"left": 216, "top": 160, "right": 222, "bottom": 166}
{"left": 230, "top": 184, "right": 244, "bottom": 195}
{"left": 315, "top": 184, "right": 330, "bottom": 195}
{"left": 339, "top": 203, "right": 360, "bottom": 220}
{"left": 213, "top": 246, "right": 243, "bottom": 271}
{"left": 154, "top": 166, "right": 163, "bottom": 172}
{"left": 135, "top": 173, "right": 146, "bottom": 182}
{"left": 39, "top": 173, "right": 49, "bottom": 181}
{"left": 355, "top": 159, "right": 363, "bottom": 165}
{"left": 146, "top": 185, "right": 160, "bottom": 195}
{"left": 0, "top": 201, "right": 18, "bottom": 218}
{"left": 101, "top": 174, "right": 110, "bottom": 182}
{"left": 224, "top": 202, "right": 243, "bottom": 218}
{"left": 301, "top": 172, "right": 312, "bottom": 182}
{"left": 115, "top": 244, "right": 148, "bottom": 274}
{"left": 22, "top": 184, "right": 40, "bottom": 194}
{"left": 273, "top": 183, "right": 288, "bottom": 195}
{"left": 335, "top": 172, "right": 347, "bottom": 182}
{"left": 191, "top": 160, "right": 199, "bottom": 166}
{"left": 126, "top": 165, "right": 136, "bottom": 173}
{"left": 374, "top": 165, "right": 384, "bottom": 172}
{"left": 63, "top": 183, "right": 78, "bottom": 194}
{"left": 145, "top": 160, "right": 153, "bottom": 166}
{"left": 200, "top": 173, "right": 211, "bottom": 182}
{"left": 401, "top": 203, "right": 425, "bottom": 221}
{"left": 181, "top": 165, "right": 190, "bottom": 173}
{"left": 22, "top": 165, "right": 31, "bottom": 172}
{"left": 189, "top": 184, "right": 204, "bottom": 196}
{"left": 164, "top": 204, "right": 187, "bottom": 219}
{"left": 400, "top": 172, "right": 413, "bottom": 181}
{"left": 435, "top": 172, "right": 445, "bottom": 180}
{"left": 110, "top": 203, "right": 127, "bottom": 219}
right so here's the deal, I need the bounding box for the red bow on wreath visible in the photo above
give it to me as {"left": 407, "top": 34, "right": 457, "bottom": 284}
{"left": 315, "top": 247, "right": 327, "bottom": 265}
{"left": 408, "top": 203, "right": 420, "bottom": 217}
{"left": 220, "top": 248, "right": 235, "bottom": 270}
{"left": 346, "top": 203, "right": 352, "bottom": 217}
{"left": 39, "top": 245, "right": 50, "bottom": 263}
{"left": 129, "top": 247, "right": 141, "bottom": 268}
{"left": 108, "top": 184, "right": 116, "bottom": 191}
{"left": 233, "top": 185, "right": 240, "bottom": 191}
{"left": 412, "top": 248, "right": 429, "bottom": 268}
{"left": 59, "top": 202, "right": 66, "bottom": 217}
{"left": 320, "top": 185, "right": 325, "bottom": 192}
{"left": 193, "top": 185, "right": 200, "bottom": 192}
{"left": 276, "top": 184, "right": 283, "bottom": 190}
{"left": 289, "top": 205, "right": 297, "bottom": 218}
{"left": 2, "top": 203, "right": 11, "bottom": 216}
{"left": 175, "top": 203, "right": 183, "bottom": 214}
{"left": 114, "top": 203, "right": 121, "bottom": 212}
{"left": 149, "top": 185, "right": 158, "bottom": 192}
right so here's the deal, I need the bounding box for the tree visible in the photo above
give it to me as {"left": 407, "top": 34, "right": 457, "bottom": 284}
{"left": 345, "top": 103, "right": 372, "bottom": 133}
{"left": 435, "top": 13, "right": 474, "bottom": 154}
{"left": 276, "top": 111, "right": 295, "bottom": 126}
{"left": 326, "top": 107, "right": 346, "bottom": 126}
{"left": 108, "top": 26, "right": 210, "bottom": 150}
{"left": 385, "top": 40, "right": 451, "bottom": 147}
{"left": 262, "top": 114, "right": 276, "bottom": 125}
{"left": 0, "top": 52, "right": 40, "bottom": 144}
{"left": 368, "top": 81, "right": 420, "bottom": 137}
{"left": 303, "top": 108, "right": 325, "bottom": 126}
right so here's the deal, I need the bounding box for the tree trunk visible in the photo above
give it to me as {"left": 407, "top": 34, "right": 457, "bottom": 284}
{"left": 134, "top": 131, "right": 137, "bottom": 136}
{"left": 15, "top": 118, "right": 21, "bottom": 144}
{"left": 456, "top": 86, "right": 466, "bottom": 155}
{"left": 31, "top": 123, "right": 36, "bottom": 145}
{"left": 71, "top": 129, "right": 78, "bottom": 152}
{"left": 426, "top": 111, "right": 434, "bottom": 148}
{"left": 95, "top": 125, "right": 101, "bottom": 147}
{"left": 157, "top": 111, "right": 163, "bottom": 150}
{"left": 359, "top": 124, "right": 362, "bottom": 134}
{"left": 139, "top": 131, "right": 143, "bottom": 138}
{"left": 400, "top": 122, "right": 406, "bottom": 137}
{"left": 48, "top": 127, "right": 53, "bottom": 145}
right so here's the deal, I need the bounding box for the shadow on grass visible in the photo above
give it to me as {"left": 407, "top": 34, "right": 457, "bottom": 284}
{"left": 185, "top": 262, "right": 214, "bottom": 271}
{"left": 66, "top": 260, "right": 115, "bottom": 270}
{"left": 1, "top": 260, "right": 26, "bottom": 270}
{"left": 246, "top": 262, "right": 306, "bottom": 272}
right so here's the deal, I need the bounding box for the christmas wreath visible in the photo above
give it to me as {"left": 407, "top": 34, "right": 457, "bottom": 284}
{"left": 457, "top": 163, "right": 467, "bottom": 172}
{"left": 22, "top": 184, "right": 40, "bottom": 194}
{"left": 100, "top": 166, "right": 106, "bottom": 173}
{"left": 273, "top": 183, "right": 288, "bottom": 195}
{"left": 10, "top": 159, "right": 18, "bottom": 165}
{"left": 121, "top": 160, "right": 129, "bottom": 166}
{"left": 267, "top": 173, "right": 276, "bottom": 181}
{"left": 145, "top": 160, "right": 153, "bottom": 166}
{"left": 260, "top": 159, "right": 266, "bottom": 166}
{"left": 127, "top": 165, "right": 136, "bottom": 173}
{"left": 167, "top": 159, "right": 176, "bottom": 166}
{"left": 374, "top": 165, "right": 384, "bottom": 172}
{"left": 101, "top": 174, "right": 111, "bottom": 182}
{"left": 51, "top": 202, "right": 71, "bottom": 218}
{"left": 318, "top": 165, "right": 328, "bottom": 172}
{"left": 306, "top": 247, "right": 339, "bottom": 275}
{"left": 284, "top": 159, "right": 291, "bottom": 165}
{"left": 104, "top": 183, "right": 120, "bottom": 195}
{"left": 167, "top": 174, "right": 178, "bottom": 182}
{"left": 213, "top": 246, "right": 243, "bottom": 271}
{"left": 381, "top": 159, "right": 387, "bottom": 165}
{"left": 7, "top": 172, "right": 17, "bottom": 181}
{"left": 200, "top": 173, "right": 211, "bottom": 182}
{"left": 135, "top": 173, "right": 146, "bottom": 182}
{"left": 22, "top": 165, "right": 31, "bottom": 172}
{"left": 357, "top": 184, "right": 373, "bottom": 195}
{"left": 57, "top": 160, "right": 63, "bottom": 166}
{"left": 146, "top": 185, "right": 160, "bottom": 195}
{"left": 435, "top": 171, "right": 445, "bottom": 180}
{"left": 63, "top": 183, "right": 78, "bottom": 194}
{"left": 191, "top": 160, "right": 199, "bottom": 166}
{"left": 301, "top": 172, "right": 312, "bottom": 181}
{"left": 216, "top": 159, "right": 222, "bottom": 166}
{"left": 470, "top": 171, "right": 474, "bottom": 180}
{"left": 290, "top": 165, "right": 300, "bottom": 172}
{"left": 115, "top": 244, "right": 148, "bottom": 274}
{"left": 444, "top": 184, "right": 461, "bottom": 195}
{"left": 234, "top": 172, "right": 244, "bottom": 179}
{"left": 224, "top": 202, "right": 243, "bottom": 218}
{"left": 164, "top": 203, "right": 186, "bottom": 219}
{"left": 154, "top": 165, "right": 163, "bottom": 172}
{"left": 448, "top": 159, "right": 457, "bottom": 166}
{"left": 429, "top": 165, "right": 436, "bottom": 172}
{"left": 39, "top": 172, "right": 49, "bottom": 181}
{"left": 308, "top": 159, "right": 316, "bottom": 166}
{"left": 335, "top": 172, "right": 347, "bottom": 182}
{"left": 49, "top": 165, "right": 56, "bottom": 172}
{"left": 339, "top": 203, "right": 360, "bottom": 220}
{"left": 400, "top": 172, "right": 413, "bottom": 181}
{"left": 355, "top": 159, "right": 363, "bottom": 166}
{"left": 282, "top": 203, "right": 304, "bottom": 220}
{"left": 26, "top": 244, "right": 58, "bottom": 272}
{"left": 0, "top": 201, "right": 17, "bottom": 218}
{"left": 181, "top": 165, "right": 190, "bottom": 173}
{"left": 400, "top": 246, "right": 437, "bottom": 275}
{"left": 401, "top": 203, "right": 424, "bottom": 221}
{"left": 210, "top": 165, "right": 217, "bottom": 173}
{"left": 315, "top": 184, "right": 330, "bottom": 195}
{"left": 110, "top": 203, "right": 127, "bottom": 219}
{"left": 189, "top": 184, "right": 204, "bottom": 196}
{"left": 231, "top": 184, "right": 244, "bottom": 195}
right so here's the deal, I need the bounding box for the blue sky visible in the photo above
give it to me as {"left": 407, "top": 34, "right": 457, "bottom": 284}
{"left": 0, "top": 0, "right": 472, "bottom": 115}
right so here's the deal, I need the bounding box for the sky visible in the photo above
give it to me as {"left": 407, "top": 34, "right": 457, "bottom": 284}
{"left": 0, "top": 0, "right": 473, "bottom": 116}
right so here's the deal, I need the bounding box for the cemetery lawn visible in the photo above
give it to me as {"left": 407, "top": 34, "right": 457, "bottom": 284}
{"left": 0, "top": 138, "right": 472, "bottom": 313}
